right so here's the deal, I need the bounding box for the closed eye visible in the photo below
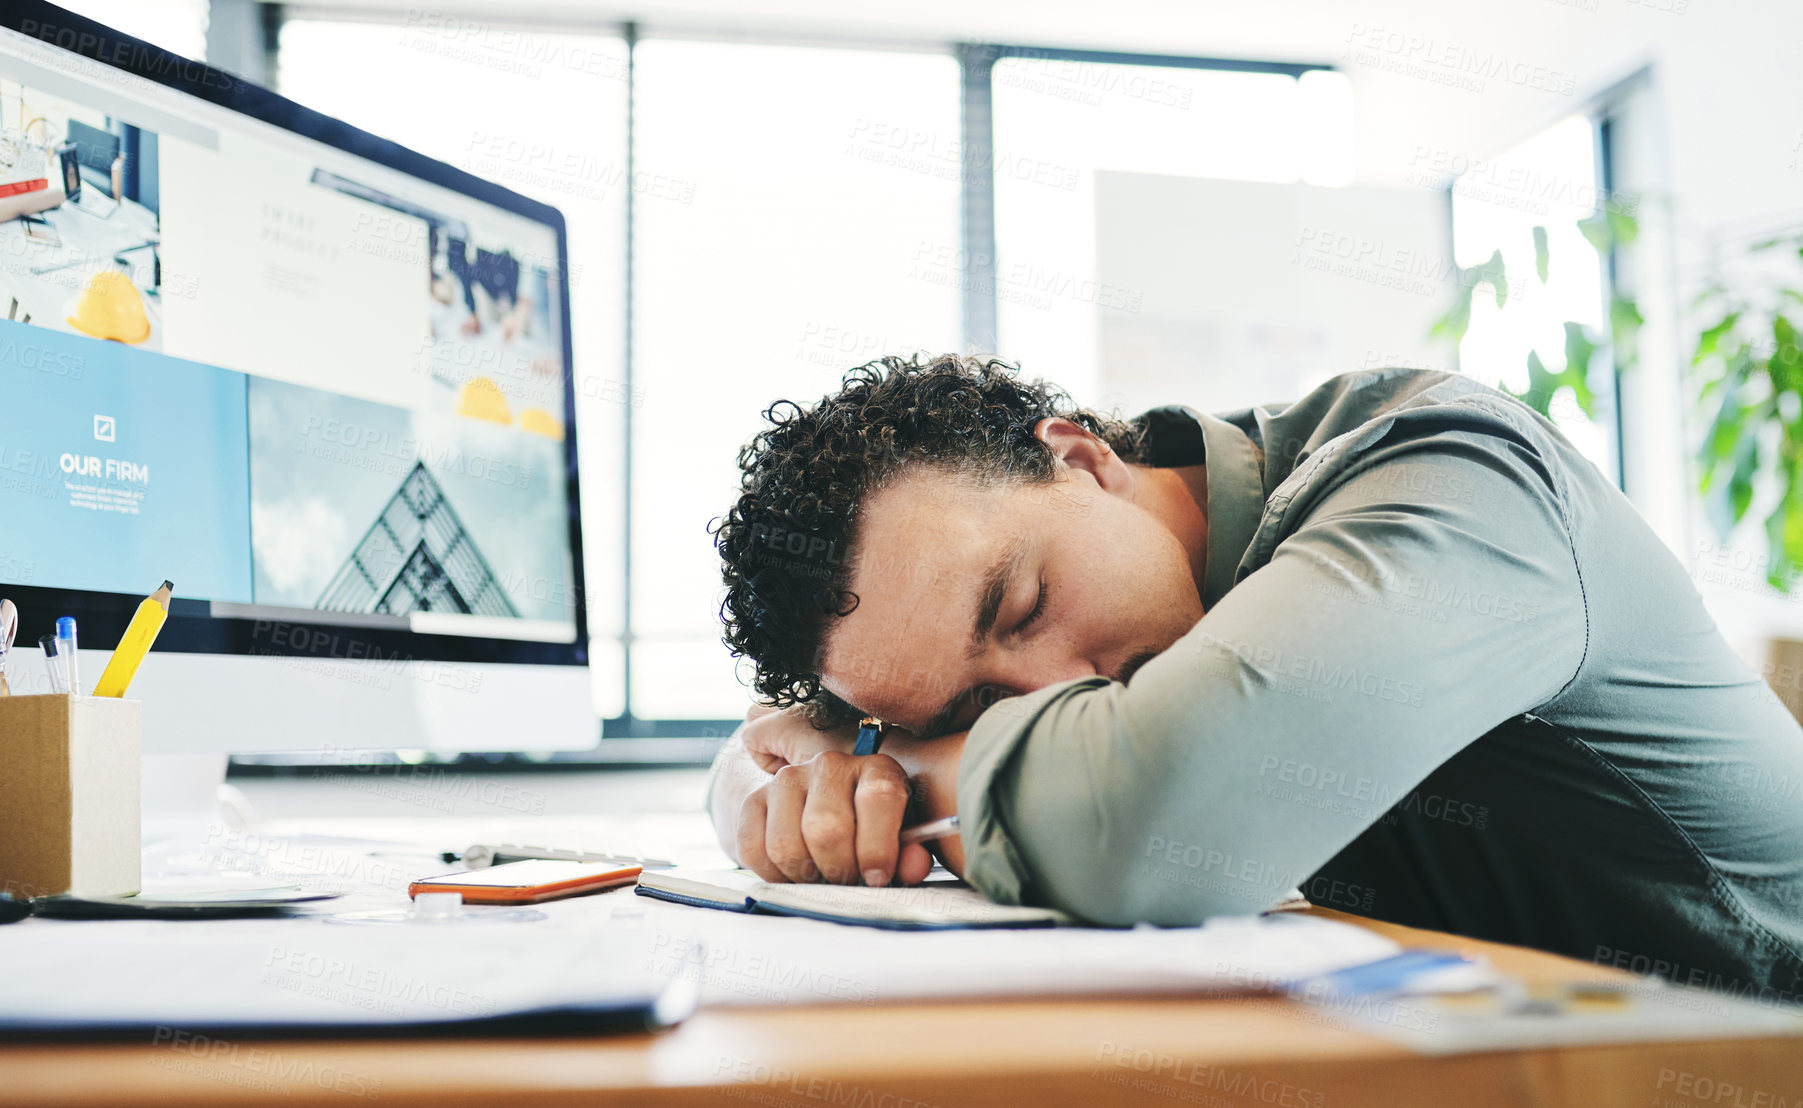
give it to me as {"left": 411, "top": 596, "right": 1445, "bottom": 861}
{"left": 1017, "top": 579, "right": 1048, "bottom": 634}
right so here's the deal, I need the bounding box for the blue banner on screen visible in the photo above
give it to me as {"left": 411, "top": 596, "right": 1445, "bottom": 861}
{"left": 0, "top": 320, "right": 253, "bottom": 601}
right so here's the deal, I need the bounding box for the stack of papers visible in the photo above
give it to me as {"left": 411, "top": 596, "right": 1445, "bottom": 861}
{"left": 0, "top": 915, "right": 691, "bottom": 1036}
{"left": 626, "top": 898, "right": 1402, "bottom": 1006}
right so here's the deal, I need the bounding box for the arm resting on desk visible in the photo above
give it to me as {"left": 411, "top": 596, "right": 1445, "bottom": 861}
{"left": 956, "top": 425, "right": 1588, "bottom": 925}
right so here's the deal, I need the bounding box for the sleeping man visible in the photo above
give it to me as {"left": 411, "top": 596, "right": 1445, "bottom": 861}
{"left": 703, "top": 353, "right": 1803, "bottom": 998}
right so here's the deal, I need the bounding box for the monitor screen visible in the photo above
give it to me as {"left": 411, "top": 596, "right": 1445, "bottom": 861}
{"left": 0, "top": 4, "right": 587, "bottom": 671}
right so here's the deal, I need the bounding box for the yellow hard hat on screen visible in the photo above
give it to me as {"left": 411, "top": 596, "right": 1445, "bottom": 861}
{"left": 518, "top": 408, "right": 563, "bottom": 440}
{"left": 457, "top": 376, "right": 512, "bottom": 425}
{"left": 66, "top": 270, "right": 151, "bottom": 344}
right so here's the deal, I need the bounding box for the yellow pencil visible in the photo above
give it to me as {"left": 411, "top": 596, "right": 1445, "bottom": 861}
{"left": 93, "top": 581, "right": 172, "bottom": 698}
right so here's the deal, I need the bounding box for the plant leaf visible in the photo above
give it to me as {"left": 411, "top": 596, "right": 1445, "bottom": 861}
{"left": 1693, "top": 312, "right": 1741, "bottom": 367}
{"left": 1701, "top": 373, "right": 1747, "bottom": 481}
{"left": 1728, "top": 432, "right": 1759, "bottom": 525}
{"left": 1781, "top": 463, "right": 1803, "bottom": 593}
{"left": 1533, "top": 226, "right": 1549, "bottom": 284}
{"left": 1518, "top": 350, "right": 1558, "bottom": 418}
{"left": 1431, "top": 283, "right": 1474, "bottom": 346}
{"left": 1578, "top": 211, "right": 1612, "bottom": 254}
{"left": 1606, "top": 207, "right": 1639, "bottom": 248}
{"left": 1764, "top": 500, "right": 1793, "bottom": 590}
{"left": 1485, "top": 249, "right": 1508, "bottom": 309}
{"left": 1610, "top": 296, "right": 1642, "bottom": 371}
{"left": 1562, "top": 322, "right": 1598, "bottom": 411}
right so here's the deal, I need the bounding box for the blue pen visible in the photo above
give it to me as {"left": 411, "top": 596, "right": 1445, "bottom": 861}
{"left": 55, "top": 617, "right": 79, "bottom": 696}
{"left": 853, "top": 716, "right": 886, "bottom": 756}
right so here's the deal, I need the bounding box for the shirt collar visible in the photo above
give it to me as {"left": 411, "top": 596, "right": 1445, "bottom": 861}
{"left": 1142, "top": 405, "right": 1265, "bottom": 611}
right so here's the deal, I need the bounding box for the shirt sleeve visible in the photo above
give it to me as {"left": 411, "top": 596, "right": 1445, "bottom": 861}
{"left": 955, "top": 414, "right": 1589, "bottom": 924}
{"left": 703, "top": 724, "right": 769, "bottom": 865}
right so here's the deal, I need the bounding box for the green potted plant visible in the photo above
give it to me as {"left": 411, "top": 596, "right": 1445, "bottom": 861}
{"left": 1691, "top": 232, "right": 1803, "bottom": 587}
{"left": 1429, "top": 205, "right": 1642, "bottom": 424}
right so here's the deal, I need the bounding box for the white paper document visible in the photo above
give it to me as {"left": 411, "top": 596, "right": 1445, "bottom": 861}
{"left": 0, "top": 914, "right": 685, "bottom": 1031}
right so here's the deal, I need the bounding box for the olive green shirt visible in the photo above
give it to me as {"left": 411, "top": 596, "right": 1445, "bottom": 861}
{"left": 958, "top": 368, "right": 1803, "bottom": 998}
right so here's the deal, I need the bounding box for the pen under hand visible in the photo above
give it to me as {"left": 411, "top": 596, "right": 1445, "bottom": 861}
{"left": 898, "top": 815, "right": 960, "bottom": 846}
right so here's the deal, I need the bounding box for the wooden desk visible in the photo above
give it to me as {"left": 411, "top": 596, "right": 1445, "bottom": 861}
{"left": 4, "top": 908, "right": 1798, "bottom": 1108}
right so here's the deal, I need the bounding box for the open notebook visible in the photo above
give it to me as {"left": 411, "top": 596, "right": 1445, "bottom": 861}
{"left": 635, "top": 868, "right": 1071, "bottom": 929}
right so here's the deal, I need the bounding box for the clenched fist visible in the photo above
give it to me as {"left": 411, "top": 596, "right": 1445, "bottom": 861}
{"left": 737, "top": 748, "right": 933, "bottom": 887}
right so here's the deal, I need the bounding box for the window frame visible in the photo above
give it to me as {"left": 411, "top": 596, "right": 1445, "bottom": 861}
{"left": 1439, "top": 87, "right": 1640, "bottom": 498}
{"left": 247, "top": 8, "right": 1342, "bottom": 766}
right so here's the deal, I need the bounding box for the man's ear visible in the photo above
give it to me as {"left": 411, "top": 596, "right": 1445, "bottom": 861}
{"left": 1033, "top": 417, "right": 1132, "bottom": 493}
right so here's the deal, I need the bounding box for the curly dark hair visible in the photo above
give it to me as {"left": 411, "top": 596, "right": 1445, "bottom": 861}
{"left": 712, "top": 353, "right": 1145, "bottom": 724}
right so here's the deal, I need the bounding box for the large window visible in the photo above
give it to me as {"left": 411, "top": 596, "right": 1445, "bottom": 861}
{"left": 267, "top": 22, "right": 1374, "bottom": 755}
{"left": 1450, "top": 115, "right": 1616, "bottom": 482}
{"left": 59, "top": 0, "right": 208, "bottom": 61}
{"left": 629, "top": 41, "right": 961, "bottom": 720}
{"left": 990, "top": 57, "right": 1355, "bottom": 406}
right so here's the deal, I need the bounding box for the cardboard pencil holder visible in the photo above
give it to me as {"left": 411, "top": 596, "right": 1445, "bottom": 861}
{"left": 0, "top": 694, "right": 141, "bottom": 899}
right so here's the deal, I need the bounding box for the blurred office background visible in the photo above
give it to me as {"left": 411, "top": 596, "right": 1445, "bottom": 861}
{"left": 61, "top": 0, "right": 1803, "bottom": 753}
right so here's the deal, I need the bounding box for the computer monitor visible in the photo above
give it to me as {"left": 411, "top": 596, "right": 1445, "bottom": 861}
{"left": 0, "top": 4, "right": 597, "bottom": 762}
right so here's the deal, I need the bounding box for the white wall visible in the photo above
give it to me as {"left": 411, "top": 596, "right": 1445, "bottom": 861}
{"left": 1094, "top": 172, "right": 1451, "bottom": 416}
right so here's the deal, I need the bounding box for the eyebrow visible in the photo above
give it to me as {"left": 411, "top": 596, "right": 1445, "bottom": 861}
{"left": 903, "top": 537, "right": 1028, "bottom": 737}
{"left": 968, "top": 536, "right": 1028, "bottom": 662}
